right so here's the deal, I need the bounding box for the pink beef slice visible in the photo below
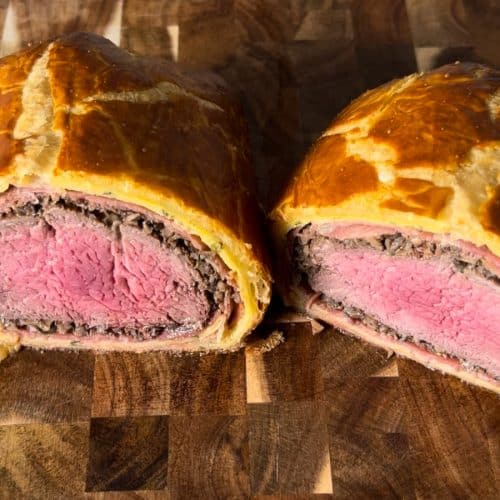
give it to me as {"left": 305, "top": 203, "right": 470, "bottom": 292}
{"left": 297, "top": 224, "right": 500, "bottom": 378}
{"left": 0, "top": 197, "right": 218, "bottom": 335}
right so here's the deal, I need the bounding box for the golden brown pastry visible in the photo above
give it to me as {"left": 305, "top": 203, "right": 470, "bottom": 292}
{"left": 270, "top": 63, "right": 500, "bottom": 393}
{"left": 0, "top": 32, "right": 271, "bottom": 353}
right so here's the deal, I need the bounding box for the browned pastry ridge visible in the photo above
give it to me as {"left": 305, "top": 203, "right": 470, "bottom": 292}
{"left": 270, "top": 63, "right": 500, "bottom": 393}
{"left": 0, "top": 32, "right": 271, "bottom": 356}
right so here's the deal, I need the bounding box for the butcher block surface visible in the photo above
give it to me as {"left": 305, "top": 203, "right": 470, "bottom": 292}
{"left": 0, "top": 1, "right": 499, "bottom": 498}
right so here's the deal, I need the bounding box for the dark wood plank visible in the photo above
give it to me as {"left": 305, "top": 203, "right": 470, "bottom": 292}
{"left": 177, "top": 1, "right": 237, "bottom": 69}
{"left": 252, "top": 496, "right": 333, "bottom": 500}
{"left": 246, "top": 322, "right": 322, "bottom": 403}
{"left": 250, "top": 82, "right": 303, "bottom": 211}
{"left": 91, "top": 352, "right": 170, "bottom": 418}
{"left": 167, "top": 415, "right": 249, "bottom": 499}
{"left": 397, "top": 356, "right": 447, "bottom": 379}
{"left": 290, "top": 1, "right": 354, "bottom": 42}
{"left": 0, "top": 1, "right": 9, "bottom": 39}
{"left": 85, "top": 492, "right": 170, "bottom": 499}
{"left": 463, "top": 0, "right": 500, "bottom": 68}
{"left": 86, "top": 416, "right": 169, "bottom": 492}
{"left": 0, "top": 349, "right": 94, "bottom": 424}
{"left": 475, "top": 386, "right": 500, "bottom": 490}
{"left": 233, "top": 0, "right": 293, "bottom": 44}
{"left": 12, "top": 0, "right": 117, "bottom": 44}
{"left": 287, "top": 40, "right": 364, "bottom": 143}
{"left": 405, "top": 0, "right": 471, "bottom": 47}
{"left": 319, "top": 328, "right": 394, "bottom": 390}
{"left": 121, "top": 0, "right": 180, "bottom": 59}
{"left": 0, "top": 422, "right": 89, "bottom": 498}
{"left": 329, "top": 431, "right": 413, "bottom": 499}
{"left": 248, "top": 402, "right": 331, "bottom": 495}
{"left": 297, "top": 43, "right": 347, "bottom": 138}
{"left": 351, "top": 0, "right": 418, "bottom": 88}
{"left": 324, "top": 376, "right": 413, "bottom": 498}
{"left": 324, "top": 378, "right": 405, "bottom": 434}
{"left": 168, "top": 350, "right": 246, "bottom": 416}
{"left": 352, "top": 0, "right": 415, "bottom": 46}
{"left": 401, "top": 377, "right": 499, "bottom": 498}
{"left": 178, "top": 0, "right": 234, "bottom": 23}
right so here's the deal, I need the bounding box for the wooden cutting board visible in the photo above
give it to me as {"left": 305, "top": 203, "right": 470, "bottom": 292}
{"left": 0, "top": 1, "right": 499, "bottom": 498}
{"left": 1, "top": 323, "right": 499, "bottom": 498}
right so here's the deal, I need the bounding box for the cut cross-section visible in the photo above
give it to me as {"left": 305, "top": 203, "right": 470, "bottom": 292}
{"left": 0, "top": 187, "right": 237, "bottom": 349}
{"left": 291, "top": 223, "right": 500, "bottom": 381}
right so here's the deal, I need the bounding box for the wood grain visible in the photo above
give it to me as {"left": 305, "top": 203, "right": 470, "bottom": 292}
{"left": 167, "top": 350, "right": 246, "bottom": 416}
{"left": 287, "top": 39, "right": 363, "bottom": 143}
{"left": 85, "top": 492, "right": 170, "bottom": 499}
{"left": 248, "top": 402, "right": 330, "bottom": 495}
{"left": 246, "top": 322, "right": 323, "bottom": 403}
{"left": 0, "top": 1, "right": 499, "bottom": 497}
{"left": 319, "top": 328, "right": 393, "bottom": 389}
{"left": 86, "top": 416, "right": 169, "bottom": 492}
{"left": 0, "top": 349, "right": 94, "bottom": 425}
{"left": 328, "top": 431, "right": 413, "bottom": 499}
{"left": 0, "top": 1, "right": 9, "bottom": 37}
{"left": 325, "top": 377, "right": 404, "bottom": 434}
{"left": 324, "top": 368, "right": 414, "bottom": 499}
{"left": 352, "top": 0, "right": 418, "bottom": 88}
{"left": 291, "top": 1, "right": 354, "bottom": 42}
{"left": 121, "top": 0, "right": 180, "bottom": 59}
{"left": 406, "top": 0, "right": 471, "bottom": 47}
{"left": 463, "top": 0, "right": 500, "bottom": 67}
{"left": 12, "top": 0, "right": 116, "bottom": 44}
{"left": 0, "top": 422, "right": 89, "bottom": 499}
{"left": 177, "top": 2, "right": 237, "bottom": 69}
{"left": 401, "top": 377, "right": 499, "bottom": 498}
{"left": 325, "top": 377, "right": 413, "bottom": 498}
{"left": 167, "top": 415, "right": 249, "bottom": 499}
{"left": 92, "top": 352, "right": 170, "bottom": 418}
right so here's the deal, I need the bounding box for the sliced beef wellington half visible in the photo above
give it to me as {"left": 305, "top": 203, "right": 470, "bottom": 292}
{"left": 270, "top": 63, "right": 500, "bottom": 393}
{"left": 0, "top": 33, "right": 270, "bottom": 355}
